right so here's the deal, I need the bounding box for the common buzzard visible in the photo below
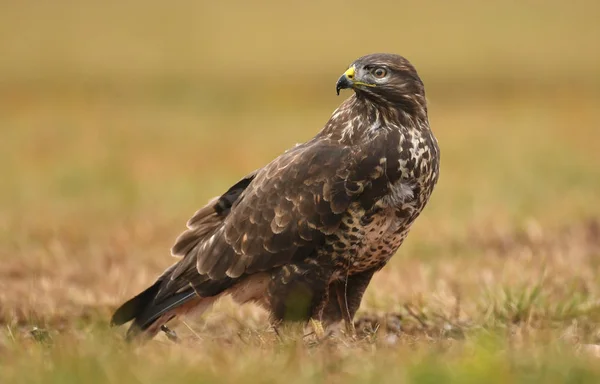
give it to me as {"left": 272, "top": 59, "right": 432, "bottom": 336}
{"left": 111, "top": 53, "right": 440, "bottom": 340}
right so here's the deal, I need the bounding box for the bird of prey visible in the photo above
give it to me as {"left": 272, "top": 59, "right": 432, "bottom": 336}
{"left": 111, "top": 53, "right": 440, "bottom": 340}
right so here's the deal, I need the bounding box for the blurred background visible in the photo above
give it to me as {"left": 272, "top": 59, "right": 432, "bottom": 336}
{"left": 1, "top": 0, "right": 600, "bottom": 330}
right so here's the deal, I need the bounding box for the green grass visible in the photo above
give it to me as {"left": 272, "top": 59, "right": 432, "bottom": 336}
{"left": 1, "top": 1, "right": 600, "bottom": 383}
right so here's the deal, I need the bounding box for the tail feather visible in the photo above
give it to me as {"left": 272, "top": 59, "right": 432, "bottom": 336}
{"left": 124, "top": 289, "right": 198, "bottom": 341}
{"left": 111, "top": 277, "right": 238, "bottom": 341}
{"left": 111, "top": 281, "right": 161, "bottom": 326}
{"left": 111, "top": 281, "right": 197, "bottom": 341}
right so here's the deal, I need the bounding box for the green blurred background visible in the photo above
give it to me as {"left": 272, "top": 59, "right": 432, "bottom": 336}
{"left": 2, "top": 0, "right": 599, "bottom": 222}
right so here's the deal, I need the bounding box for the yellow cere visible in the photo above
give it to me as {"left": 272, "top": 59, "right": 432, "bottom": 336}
{"left": 344, "top": 66, "right": 356, "bottom": 79}
{"left": 343, "top": 65, "right": 376, "bottom": 88}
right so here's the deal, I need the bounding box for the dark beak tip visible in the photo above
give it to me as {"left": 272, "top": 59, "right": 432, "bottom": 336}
{"left": 335, "top": 75, "right": 352, "bottom": 96}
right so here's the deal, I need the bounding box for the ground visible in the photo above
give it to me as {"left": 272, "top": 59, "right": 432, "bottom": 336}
{"left": 1, "top": 1, "right": 600, "bottom": 383}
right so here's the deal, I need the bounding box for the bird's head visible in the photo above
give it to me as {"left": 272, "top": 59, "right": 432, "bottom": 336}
{"left": 336, "top": 53, "right": 425, "bottom": 110}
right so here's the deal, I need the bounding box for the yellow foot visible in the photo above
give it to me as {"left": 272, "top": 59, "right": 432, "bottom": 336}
{"left": 310, "top": 318, "right": 326, "bottom": 340}
{"left": 345, "top": 320, "right": 357, "bottom": 338}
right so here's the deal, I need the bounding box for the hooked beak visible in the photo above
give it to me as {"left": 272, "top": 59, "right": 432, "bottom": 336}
{"left": 335, "top": 65, "right": 377, "bottom": 95}
{"left": 336, "top": 66, "right": 356, "bottom": 95}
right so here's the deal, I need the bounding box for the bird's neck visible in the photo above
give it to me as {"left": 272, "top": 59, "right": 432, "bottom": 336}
{"left": 320, "top": 94, "right": 430, "bottom": 145}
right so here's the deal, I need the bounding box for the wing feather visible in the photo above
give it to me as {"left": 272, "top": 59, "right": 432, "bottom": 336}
{"left": 159, "top": 135, "right": 397, "bottom": 298}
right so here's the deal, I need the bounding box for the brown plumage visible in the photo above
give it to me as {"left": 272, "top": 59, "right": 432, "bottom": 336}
{"left": 111, "top": 53, "right": 440, "bottom": 340}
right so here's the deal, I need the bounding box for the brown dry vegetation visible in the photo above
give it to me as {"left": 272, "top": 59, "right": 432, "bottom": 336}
{"left": 1, "top": 1, "right": 600, "bottom": 383}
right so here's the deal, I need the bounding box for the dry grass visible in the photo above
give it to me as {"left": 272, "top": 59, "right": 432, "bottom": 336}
{"left": 1, "top": 1, "right": 600, "bottom": 382}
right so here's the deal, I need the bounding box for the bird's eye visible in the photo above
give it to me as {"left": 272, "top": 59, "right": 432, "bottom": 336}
{"left": 372, "top": 67, "right": 387, "bottom": 78}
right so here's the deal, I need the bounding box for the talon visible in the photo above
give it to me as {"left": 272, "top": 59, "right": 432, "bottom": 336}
{"left": 161, "top": 325, "right": 179, "bottom": 342}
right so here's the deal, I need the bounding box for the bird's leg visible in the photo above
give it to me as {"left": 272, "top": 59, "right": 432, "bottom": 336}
{"left": 321, "top": 267, "right": 378, "bottom": 336}
{"left": 267, "top": 263, "right": 333, "bottom": 332}
{"left": 334, "top": 281, "right": 356, "bottom": 336}
{"left": 308, "top": 284, "right": 331, "bottom": 340}
{"left": 309, "top": 318, "right": 326, "bottom": 340}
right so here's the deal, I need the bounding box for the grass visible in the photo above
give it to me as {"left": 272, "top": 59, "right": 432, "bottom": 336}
{"left": 1, "top": 1, "right": 600, "bottom": 382}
